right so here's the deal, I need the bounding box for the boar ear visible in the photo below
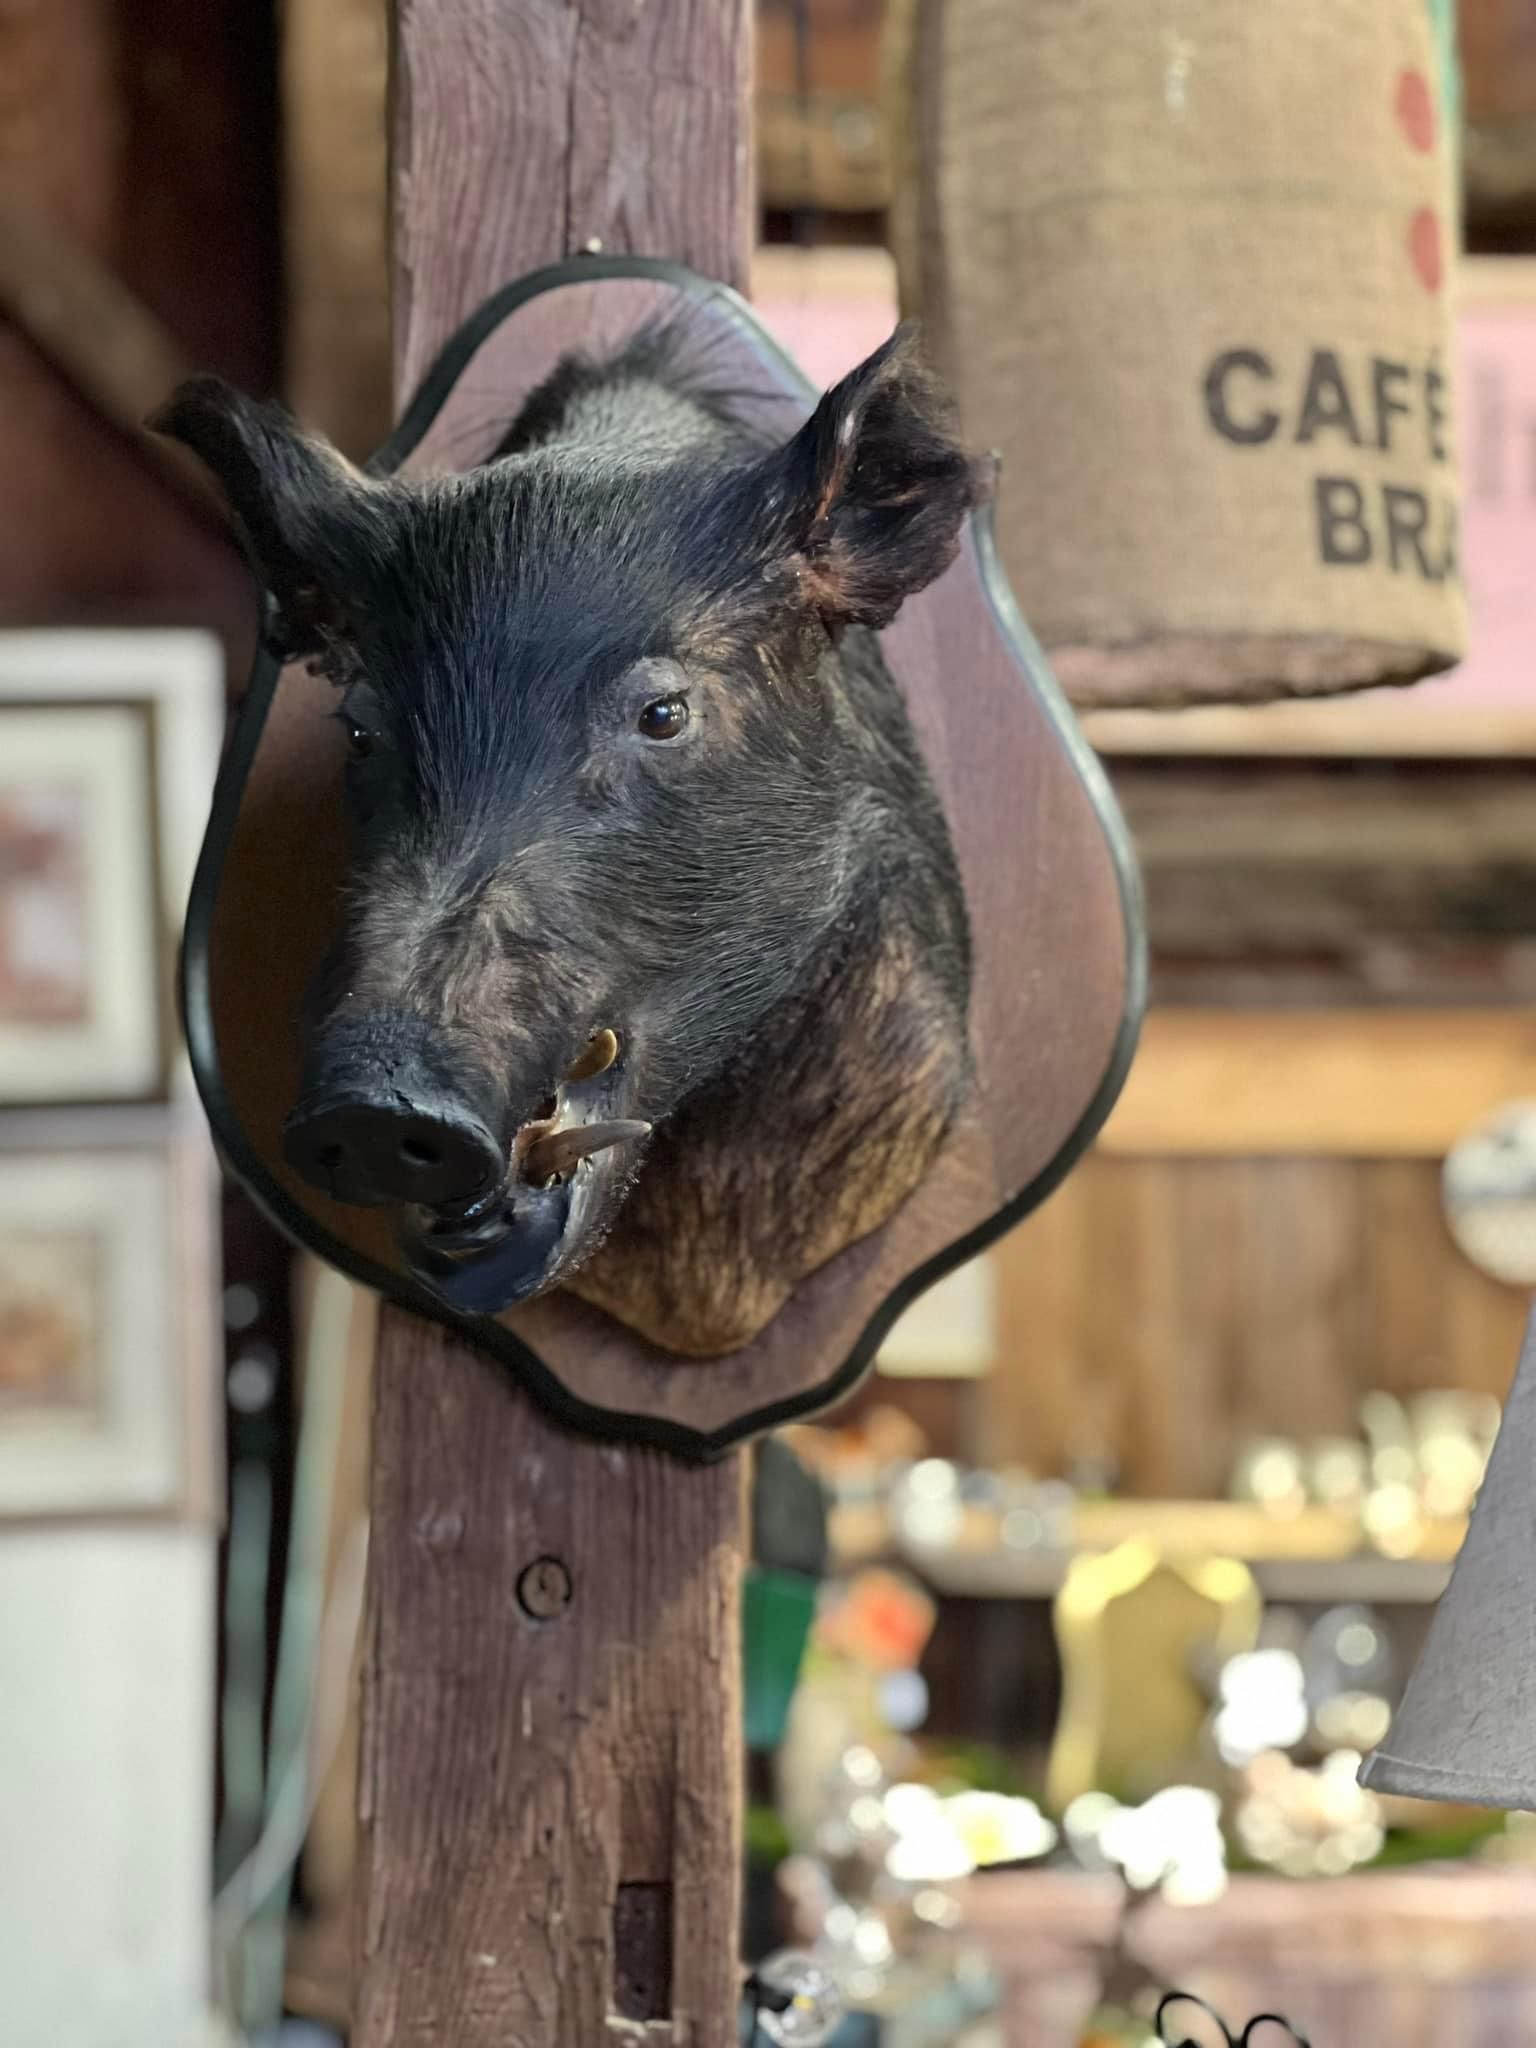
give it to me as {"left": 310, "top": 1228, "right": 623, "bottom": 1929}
{"left": 149, "top": 376, "right": 382, "bottom": 655}
{"left": 773, "top": 326, "right": 981, "bottom": 630}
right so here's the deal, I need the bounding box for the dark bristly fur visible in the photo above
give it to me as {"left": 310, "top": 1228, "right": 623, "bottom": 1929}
{"left": 155, "top": 319, "right": 982, "bottom": 1355}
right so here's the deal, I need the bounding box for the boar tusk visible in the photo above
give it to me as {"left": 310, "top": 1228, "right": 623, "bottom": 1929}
{"left": 564, "top": 1028, "right": 620, "bottom": 1084}
{"left": 522, "top": 1118, "right": 650, "bottom": 1184}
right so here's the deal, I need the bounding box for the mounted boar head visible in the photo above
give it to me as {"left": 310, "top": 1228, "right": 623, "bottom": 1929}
{"left": 156, "top": 322, "right": 979, "bottom": 1354}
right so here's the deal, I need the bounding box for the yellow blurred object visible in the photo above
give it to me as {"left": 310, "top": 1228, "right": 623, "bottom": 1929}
{"left": 1047, "top": 1541, "right": 1261, "bottom": 1811}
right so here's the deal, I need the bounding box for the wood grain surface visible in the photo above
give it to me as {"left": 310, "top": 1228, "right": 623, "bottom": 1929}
{"left": 355, "top": 7, "right": 752, "bottom": 2044}
{"left": 990, "top": 1147, "right": 1530, "bottom": 1497}
{"left": 357, "top": 1306, "right": 743, "bottom": 2046}
{"left": 390, "top": 0, "right": 753, "bottom": 401}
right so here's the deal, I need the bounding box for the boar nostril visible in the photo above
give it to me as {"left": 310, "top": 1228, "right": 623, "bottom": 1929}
{"left": 283, "top": 1086, "right": 506, "bottom": 1210}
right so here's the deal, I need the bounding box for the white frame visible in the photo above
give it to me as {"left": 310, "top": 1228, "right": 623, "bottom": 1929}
{"left": 0, "top": 629, "right": 223, "bottom": 1104}
{"left": 0, "top": 704, "right": 160, "bottom": 1101}
{"left": 0, "top": 1150, "right": 181, "bottom": 1515}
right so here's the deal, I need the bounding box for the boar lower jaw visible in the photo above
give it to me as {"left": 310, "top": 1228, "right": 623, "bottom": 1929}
{"left": 400, "top": 1079, "right": 649, "bottom": 1316}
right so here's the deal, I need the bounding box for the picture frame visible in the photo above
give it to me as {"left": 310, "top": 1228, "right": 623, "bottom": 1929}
{"left": 0, "top": 1148, "right": 187, "bottom": 1516}
{"left": 0, "top": 629, "right": 224, "bottom": 1106}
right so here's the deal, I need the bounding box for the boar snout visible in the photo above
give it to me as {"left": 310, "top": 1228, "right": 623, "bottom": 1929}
{"left": 283, "top": 1012, "right": 507, "bottom": 1211}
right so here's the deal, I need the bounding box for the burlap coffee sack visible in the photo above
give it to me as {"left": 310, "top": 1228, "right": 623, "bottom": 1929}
{"left": 891, "top": 0, "right": 1466, "bottom": 706}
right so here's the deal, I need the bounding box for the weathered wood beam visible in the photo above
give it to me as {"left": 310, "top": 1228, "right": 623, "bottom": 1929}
{"left": 355, "top": 6, "right": 754, "bottom": 2044}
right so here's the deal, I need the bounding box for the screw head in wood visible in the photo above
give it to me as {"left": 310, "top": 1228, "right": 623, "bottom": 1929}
{"left": 517, "top": 1555, "right": 573, "bottom": 1619}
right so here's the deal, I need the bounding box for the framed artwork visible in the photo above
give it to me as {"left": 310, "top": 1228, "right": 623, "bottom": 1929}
{"left": 0, "top": 629, "right": 223, "bottom": 1106}
{"left": 0, "top": 1150, "right": 183, "bottom": 1516}
{"left": 0, "top": 704, "right": 160, "bottom": 1102}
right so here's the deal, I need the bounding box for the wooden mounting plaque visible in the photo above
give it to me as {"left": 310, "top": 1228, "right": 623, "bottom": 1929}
{"left": 183, "top": 257, "right": 1145, "bottom": 1458}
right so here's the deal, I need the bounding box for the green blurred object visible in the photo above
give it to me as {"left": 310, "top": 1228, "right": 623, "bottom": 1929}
{"left": 1427, "top": 0, "right": 1462, "bottom": 178}
{"left": 922, "top": 1742, "right": 1033, "bottom": 1799}
{"left": 744, "top": 1564, "right": 819, "bottom": 1750}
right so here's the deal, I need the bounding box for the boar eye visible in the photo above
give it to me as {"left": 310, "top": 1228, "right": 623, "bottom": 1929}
{"left": 637, "top": 696, "right": 690, "bottom": 742}
{"left": 331, "top": 704, "right": 378, "bottom": 760}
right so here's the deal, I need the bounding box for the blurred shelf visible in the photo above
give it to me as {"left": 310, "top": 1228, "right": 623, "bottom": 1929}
{"left": 1079, "top": 699, "right": 1536, "bottom": 758}
{"left": 899, "top": 1542, "right": 1453, "bottom": 1608}
{"left": 831, "top": 1499, "right": 1464, "bottom": 1606}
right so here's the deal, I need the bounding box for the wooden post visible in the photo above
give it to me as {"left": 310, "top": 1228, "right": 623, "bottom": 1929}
{"left": 355, "top": 6, "right": 753, "bottom": 2044}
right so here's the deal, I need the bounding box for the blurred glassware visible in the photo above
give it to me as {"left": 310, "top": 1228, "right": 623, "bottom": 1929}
{"left": 817, "top": 1898, "right": 897, "bottom": 2006}
{"left": 1443, "top": 1099, "right": 1536, "bottom": 1286}
{"left": 809, "top": 1742, "right": 896, "bottom": 1900}
{"left": 1302, "top": 1602, "right": 1394, "bottom": 1712}
{"left": 1409, "top": 1390, "right": 1497, "bottom": 1520}
{"left": 749, "top": 1950, "right": 845, "bottom": 2048}
{"left": 1230, "top": 1438, "right": 1307, "bottom": 1519}
{"left": 1234, "top": 1748, "right": 1384, "bottom": 1878}
{"left": 1359, "top": 1391, "right": 1416, "bottom": 1487}
{"left": 1361, "top": 1478, "right": 1424, "bottom": 1558}
{"left": 958, "top": 1466, "right": 1004, "bottom": 1511}
{"left": 1304, "top": 1435, "right": 1369, "bottom": 1516}
{"left": 881, "top": 1782, "right": 976, "bottom": 1886}
{"left": 1063, "top": 1786, "right": 1227, "bottom": 1905}
{"left": 890, "top": 1458, "right": 963, "bottom": 1548}
{"left": 1095, "top": 1786, "right": 1228, "bottom": 1905}
{"left": 1212, "top": 1648, "right": 1309, "bottom": 1767}
{"left": 1312, "top": 1690, "right": 1392, "bottom": 1753}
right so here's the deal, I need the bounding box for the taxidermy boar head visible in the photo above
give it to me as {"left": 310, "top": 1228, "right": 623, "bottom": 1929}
{"left": 156, "top": 321, "right": 978, "bottom": 1355}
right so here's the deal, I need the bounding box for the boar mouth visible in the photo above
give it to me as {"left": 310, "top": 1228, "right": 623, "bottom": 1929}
{"left": 399, "top": 1027, "right": 650, "bottom": 1317}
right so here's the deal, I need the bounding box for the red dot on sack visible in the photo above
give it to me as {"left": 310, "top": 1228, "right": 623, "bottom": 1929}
{"left": 1409, "top": 207, "right": 1443, "bottom": 291}
{"left": 1396, "top": 67, "right": 1436, "bottom": 151}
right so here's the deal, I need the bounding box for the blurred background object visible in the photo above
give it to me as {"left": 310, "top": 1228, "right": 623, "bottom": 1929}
{"left": 758, "top": 0, "right": 892, "bottom": 219}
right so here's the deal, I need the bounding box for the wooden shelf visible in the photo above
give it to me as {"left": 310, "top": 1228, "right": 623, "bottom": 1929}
{"left": 900, "top": 1542, "right": 1453, "bottom": 1607}
{"left": 1080, "top": 700, "right": 1536, "bottom": 759}
{"left": 832, "top": 1499, "right": 1465, "bottom": 1606}
{"left": 1098, "top": 1010, "right": 1536, "bottom": 1159}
